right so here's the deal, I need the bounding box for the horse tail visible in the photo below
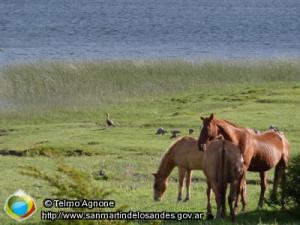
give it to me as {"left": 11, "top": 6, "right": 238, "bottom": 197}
{"left": 218, "top": 140, "right": 227, "bottom": 216}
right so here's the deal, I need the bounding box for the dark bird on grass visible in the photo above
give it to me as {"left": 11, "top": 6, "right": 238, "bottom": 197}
{"left": 155, "top": 127, "right": 167, "bottom": 135}
{"left": 106, "top": 113, "right": 116, "bottom": 127}
{"left": 99, "top": 169, "right": 106, "bottom": 176}
{"left": 269, "top": 125, "right": 279, "bottom": 132}
{"left": 188, "top": 128, "right": 194, "bottom": 135}
{"left": 170, "top": 130, "right": 181, "bottom": 139}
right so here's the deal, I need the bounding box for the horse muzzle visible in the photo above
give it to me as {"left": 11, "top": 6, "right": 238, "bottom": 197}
{"left": 154, "top": 196, "right": 161, "bottom": 201}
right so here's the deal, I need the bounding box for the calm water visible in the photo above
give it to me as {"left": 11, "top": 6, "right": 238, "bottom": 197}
{"left": 0, "top": 0, "right": 300, "bottom": 64}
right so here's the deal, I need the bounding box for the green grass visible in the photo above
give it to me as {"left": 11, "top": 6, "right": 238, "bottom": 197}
{"left": 0, "top": 60, "right": 300, "bottom": 224}
{"left": 1, "top": 59, "right": 300, "bottom": 118}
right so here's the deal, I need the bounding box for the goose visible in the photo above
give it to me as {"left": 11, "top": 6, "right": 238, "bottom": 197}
{"left": 106, "top": 113, "right": 116, "bottom": 127}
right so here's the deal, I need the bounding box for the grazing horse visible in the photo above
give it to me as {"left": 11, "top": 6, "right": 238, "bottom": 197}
{"left": 202, "top": 139, "right": 244, "bottom": 221}
{"left": 153, "top": 136, "right": 204, "bottom": 202}
{"left": 198, "top": 113, "right": 290, "bottom": 209}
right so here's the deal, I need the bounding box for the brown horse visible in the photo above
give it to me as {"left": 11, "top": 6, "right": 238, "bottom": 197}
{"left": 202, "top": 139, "right": 244, "bottom": 221}
{"left": 198, "top": 113, "right": 290, "bottom": 209}
{"left": 152, "top": 136, "right": 204, "bottom": 202}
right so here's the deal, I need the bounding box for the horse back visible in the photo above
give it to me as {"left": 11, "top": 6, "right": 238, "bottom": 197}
{"left": 255, "top": 131, "right": 289, "bottom": 155}
{"left": 248, "top": 131, "right": 289, "bottom": 171}
{"left": 170, "top": 136, "right": 204, "bottom": 170}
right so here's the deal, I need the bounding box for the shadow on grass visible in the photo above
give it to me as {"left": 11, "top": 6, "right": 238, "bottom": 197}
{"left": 235, "top": 208, "right": 300, "bottom": 225}
{"left": 246, "top": 178, "right": 273, "bottom": 185}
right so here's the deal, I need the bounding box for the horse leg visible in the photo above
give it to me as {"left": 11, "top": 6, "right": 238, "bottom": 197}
{"left": 272, "top": 158, "right": 288, "bottom": 208}
{"left": 280, "top": 162, "right": 288, "bottom": 210}
{"left": 206, "top": 182, "right": 214, "bottom": 220}
{"left": 234, "top": 186, "right": 240, "bottom": 211}
{"left": 177, "top": 166, "right": 186, "bottom": 202}
{"left": 228, "top": 181, "right": 238, "bottom": 222}
{"left": 221, "top": 186, "right": 226, "bottom": 219}
{"left": 240, "top": 178, "right": 248, "bottom": 211}
{"left": 211, "top": 181, "right": 222, "bottom": 219}
{"left": 235, "top": 168, "right": 247, "bottom": 212}
{"left": 258, "top": 171, "right": 267, "bottom": 209}
{"left": 234, "top": 176, "right": 244, "bottom": 212}
{"left": 272, "top": 159, "right": 287, "bottom": 205}
{"left": 271, "top": 163, "right": 280, "bottom": 202}
{"left": 184, "top": 170, "right": 192, "bottom": 202}
{"left": 234, "top": 174, "right": 243, "bottom": 212}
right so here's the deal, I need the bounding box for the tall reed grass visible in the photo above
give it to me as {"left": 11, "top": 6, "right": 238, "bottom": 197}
{"left": 0, "top": 59, "right": 299, "bottom": 112}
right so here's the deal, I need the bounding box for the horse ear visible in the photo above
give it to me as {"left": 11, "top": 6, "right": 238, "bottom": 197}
{"left": 209, "top": 113, "right": 214, "bottom": 120}
{"left": 152, "top": 173, "right": 157, "bottom": 178}
{"left": 200, "top": 116, "right": 205, "bottom": 121}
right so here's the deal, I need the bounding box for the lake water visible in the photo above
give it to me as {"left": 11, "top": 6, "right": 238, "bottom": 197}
{"left": 0, "top": 0, "right": 299, "bottom": 64}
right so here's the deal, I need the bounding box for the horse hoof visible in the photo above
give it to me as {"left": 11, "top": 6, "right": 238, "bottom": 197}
{"left": 240, "top": 205, "right": 246, "bottom": 212}
{"left": 270, "top": 193, "right": 278, "bottom": 203}
{"left": 234, "top": 206, "right": 239, "bottom": 212}
{"left": 207, "top": 213, "right": 214, "bottom": 220}
{"left": 183, "top": 198, "right": 190, "bottom": 202}
{"left": 257, "top": 205, "right": 263, "bottom": 210}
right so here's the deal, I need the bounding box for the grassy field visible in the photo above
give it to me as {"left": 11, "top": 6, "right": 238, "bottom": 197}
{"left": 0, "top": 60, "right": 300, "bottom": 224}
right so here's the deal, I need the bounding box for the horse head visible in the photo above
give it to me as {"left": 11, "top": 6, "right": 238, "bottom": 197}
{"left": 198, "top": 113, "right": 225, "bottom": 151}
{"left": 152, "top": 173, "right": 167, "bottom": 201}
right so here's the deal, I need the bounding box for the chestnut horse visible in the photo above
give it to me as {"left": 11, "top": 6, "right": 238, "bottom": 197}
{"left": 198, "top": 114, "right": 290, "bottom": 209}
{"left": 152, "top": 136, "right": 204, "bottom": 202}
{"left": 202, "top": 139, "right": 244, "bottom": 221}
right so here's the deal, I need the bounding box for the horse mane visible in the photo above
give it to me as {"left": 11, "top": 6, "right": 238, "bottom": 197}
{"left": 218, "top": 119, "right": 252, "bottom": 134}
{"left": 221, "top": 119, "right": 241, "bottom": 128}
{"left": 216, "top": 124, "right": 234, "bottom": 142}
{"left": 215, "top": 119, "right": 253, "bottom": 144}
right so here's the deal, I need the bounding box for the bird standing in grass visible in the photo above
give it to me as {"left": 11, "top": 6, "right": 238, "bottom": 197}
{"left": 170, "top": 130, "right": 181, "bottom": 139}
{"left": 155, "top": 127, "right": 167, "bottom": 135}
{"left": 99, "top": 168, "right": 106, "bottom": 176}
{"left": 106, "top": 113, "right": 116, "bottom": 127}
{"left": 269, "top": 125, "right": 279, "bottom": 132}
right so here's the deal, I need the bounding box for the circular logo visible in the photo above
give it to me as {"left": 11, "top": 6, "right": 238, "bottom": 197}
{"left": 4, "top": 190, "right": 37, "bottom": 221}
